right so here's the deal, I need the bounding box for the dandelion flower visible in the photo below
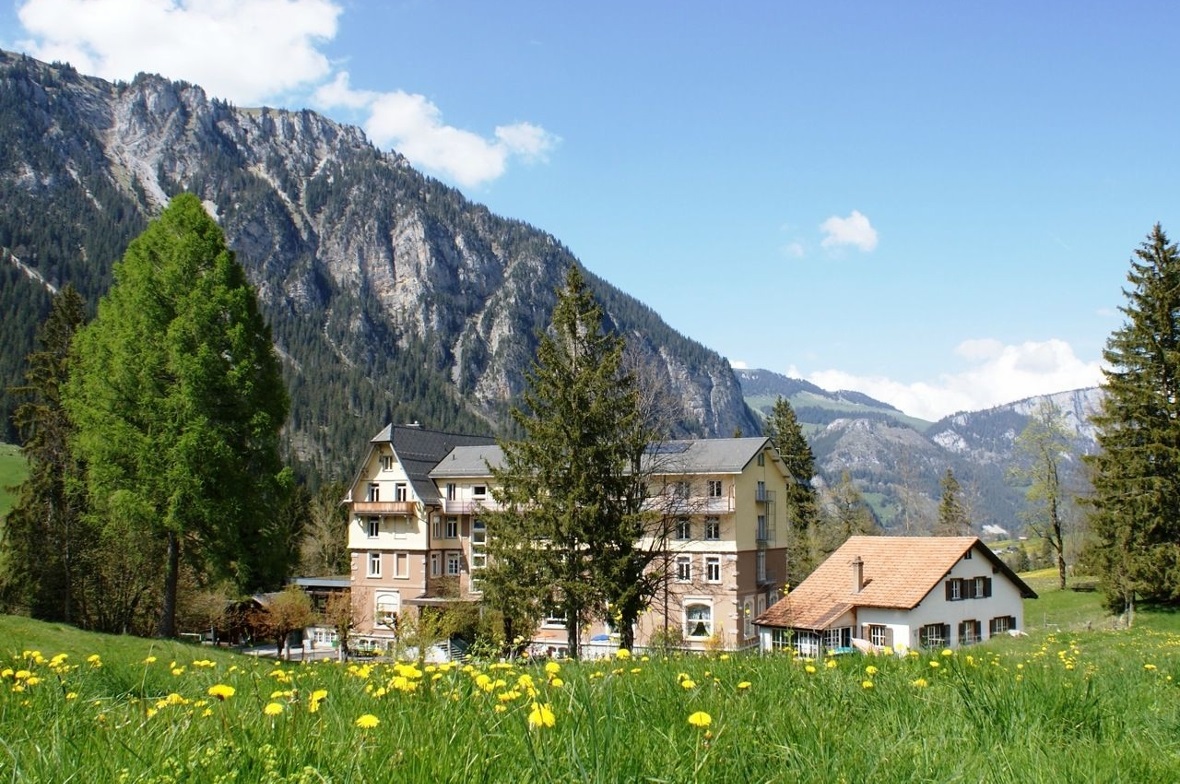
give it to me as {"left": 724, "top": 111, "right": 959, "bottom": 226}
{"left": 911, "top": 678, "right": 928, "bottom": 688}
{"left": 737, "top": 681, "right": 751, "bottom": 691}
{"left": 825, "top": 659, "right": 838, "bottom": 669}
{"left": 355, "top": 714, "right": 380, "bottom": 729}
{"left": 861, "top": 680, "right": 874, "bottom": 690}
{"left": 616, "top": 648, "right": 631, "bottom": 660}
{"left": 940, "top": 649, "right": 953, "bottom": 658}
{"left": 929, "top": 661, "right": 940, "bottom": 669}
{"left": 1144, "top": 663, "right": 1158, "bottom": 671}
{"left": 207, "top": 684, "right": 236, "bottom": 701}
{"left": 308, "top": 689, "right": 328, "bottom": 713}
{"left": 804, "top": 665, "right": 816, "bottom": 674}
{"left": 865, "top": 665, "right": 878, "bottom": 676}
{"left": 545, "top": 661, "right": 561, "bottom": 675}
{"left": 687, "top": 711, "right": 712, "bottom": 728}
{"left": 527, "top": 702, "right": 556, "bottom": 729}
{"left": 680, "top": 679, "right": 697, "bottom": 690}
{"left": 264, "top": 702, "right": 284, "bottom": 716}
{"left": 143, "top": 656, "right": 157, "bottom": 665}
{"left": 550, "top": 677, "right": 564, "bottom": 688}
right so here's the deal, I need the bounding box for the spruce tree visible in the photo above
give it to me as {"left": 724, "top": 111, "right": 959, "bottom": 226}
{"left": 764, "top": 396, "right": 819, "bottom": 583}
{"left": 65, "top": 194, "right": 293, "bottom": 637}
{"left": 1087, "top": 224, "right": 1180, "bottom": 614}
{"left": 481, "top": 266, "right": 649, "bottom": 657}
{"left": 935, "top": 468, "right": 971, "bottom": 536}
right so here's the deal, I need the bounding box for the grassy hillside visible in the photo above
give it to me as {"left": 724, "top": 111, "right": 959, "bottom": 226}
{"left": 0, "top": 442, "right": 26, "bottom": 521}
{"left": 3, "top": 580, "right": 1180, "bottom": 781}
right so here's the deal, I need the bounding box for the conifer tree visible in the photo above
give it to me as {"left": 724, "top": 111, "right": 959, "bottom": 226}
{"left": 1087, "top": 225, "right": 1180, "bottom": 614}
{"left": 1, "top": 286, "right": 93, "bottom": 622}
{"left": 65, "top": 194, "right": 293, "bottom": 637}
{"left": 764, "top": 396, "right": 818, "bottom": 583}
{"left": 481, "top": 266, "right": 649, "bottom": 657}
{"left": 935, "top": 468, "right": 971, "bottom": 536}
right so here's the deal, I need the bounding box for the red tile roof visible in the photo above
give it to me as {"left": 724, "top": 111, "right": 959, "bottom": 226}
{"left": 755, "top": 536, "right": 1036, "bottom": 630}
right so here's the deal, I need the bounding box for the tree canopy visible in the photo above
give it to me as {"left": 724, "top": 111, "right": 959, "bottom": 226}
{"left": 1087, "top": 224, "right": 1180, "bottom": 614}
{"left": 764, "top": 396, "right": 819, "bottom": 583}
{"left": 64, "top": 193, "right": 294, "bottom": 636}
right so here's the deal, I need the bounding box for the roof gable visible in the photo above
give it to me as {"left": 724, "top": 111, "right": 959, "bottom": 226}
{"left": 350, "top": 425, "right": 495, "bottom": 503}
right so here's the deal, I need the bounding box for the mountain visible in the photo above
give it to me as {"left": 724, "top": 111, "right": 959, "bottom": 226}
{"left": 738, "top": 367, "right": 1101, "bottom": 534}
{"left": 0, "top": 50, "right": 759, "bottom": 480}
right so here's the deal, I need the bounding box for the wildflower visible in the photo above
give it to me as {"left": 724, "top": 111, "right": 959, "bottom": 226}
{"left": 24, "top": 676, "right": 41, "bottom": 686}
{"left": 825, "top": 659, "right": 837, "bottom": 669}
{"left": 1144, "top": 663, "right": 1158, "bottom": 671}
{"left": 616, "top": 648, "right": 631, "bottom": 660}
{"left": 804, "top": 665, "right": 817, "bottom": 674}
{"left": 680, "top": 679, "right": 697, "bottom": 690}
{"left": 171, "top": 667, "right": 185, "bottom": 676}
{"left": 545, "top": 661, "right": 561, "bottom": 676}
{"left": 929, "top": 661, "right": 940, "bottom": 669}
{"left": 719, "top": 653, "right": 730, "bottom": 661}
{"left": 940, "top": 649, "right": 953, "bottom": 658}
{"left": 264, "top": 702, "right": 284, "bottom": 716}
{"left": 737, "top": 681, "right": 751, "bottom": 691}
{"left": 550, "top": 677, "right": 564, "bottom": 688}
{"left": 14, "top": 670, "right": 31, "bottom": 681}
{"left": 911, "top": 678, "right": 928, "bottom": 688}
{"left": 687, "top": 711, "right": 712, "bottom": 728}
{"left": 87, "top": 654, "right": 102, "bottom": 667}
{"left": 861, "top": 680, "right": 874, "bottom": 690}
{"left": 207, "top": 684, "right": 236, "bottom": 701}
{"left": 355, "top": 714, "right": 380, "bottom": 729}
{"left": 308, "top": 689, "right": 328, "bottom": 713}
{"left": 66, "top": 692, "right": 78, "bottom": 700}
{"left": 527, "top": 702, "right": 556, "bottom": 729}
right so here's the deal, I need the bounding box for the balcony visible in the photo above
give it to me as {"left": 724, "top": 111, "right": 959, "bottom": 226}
{"left": 353, "top": 500, "right": 416, "bottom": 515}
{"left": 645, "top": 492, "right": 735, "bottom": 515}
{"left": 441, "top": 497, "right": 500, "bottom": 514}
{"left": 756, "top": 488, "right": 776, "bottom": 504}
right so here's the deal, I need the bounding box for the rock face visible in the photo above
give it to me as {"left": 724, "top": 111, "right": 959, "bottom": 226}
{"left": 0, "top": 50, "right": 759, "bottom": 476}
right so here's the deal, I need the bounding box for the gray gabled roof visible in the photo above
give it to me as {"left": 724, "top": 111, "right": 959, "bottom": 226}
{"left": 430, "top": 437, "right": 777, "bottom": 480}
{"left": 358, "top": 424, "right": 495, "bottom": 504}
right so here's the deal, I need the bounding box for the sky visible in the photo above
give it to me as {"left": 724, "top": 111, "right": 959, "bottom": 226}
{"left": 4, "top": 0, "right": 1179, "bottom": 421}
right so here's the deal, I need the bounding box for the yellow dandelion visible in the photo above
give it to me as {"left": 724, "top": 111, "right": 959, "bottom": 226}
{"left": 355, "top": 714, "right": 380, "bottom": 729}
{"left": 940, "top": 648, "right": 953, "bottom": 658}
{"left": 527, "top": 702, "right": 556, "bottom": 729}
{"left": 1144, "top": 663, "right": 1158, "bottom": 671}
{"left": 929, "top": 661, "right": 940, "bottom": 669}
{"left": 264, "top": 702, "right": 284, "bottom": 716}
{"left": 911, "top": 678, "right": 928, "bottom": 688}
{"left": 804, "top": 665, "right": 817, "bottom": 674}
{"left": 737, "top": 681, "right": 751, "bottom": 691}
{"left": 493, "top": 704, "right": 507, "bottom": 713}
{"left": 616, "top": 648, "right": 631, "bottom": 660}
{"left": 65, "top": 692, "right": 78, "bottom": 700}
{"left": 687, "top": 711, "right": 712, "bottom": 728}
{"left": 861, "top": 680, "right": 874, "bottom": 689}
{"left": 825, "top": 659, "right": 837, "bottom": 669}
{"left": 308, "top": 689, "right": 328, "bottom": 713}
{"left": 680, "top": 679, "right": 697, "bottom": 690}
{"left": 865, "top": 665, "right": 878, "bottom": 676}
{"left": 545, "top": 661, "right": 561, "bottom": 675}
{"left": 207, "top": 684, "right": 236, "bottom": 701}
{"left": 550, "top": 677, "right": 564, "bottom": 688}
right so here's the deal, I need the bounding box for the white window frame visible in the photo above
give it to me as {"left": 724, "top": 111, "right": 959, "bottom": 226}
{"left": 704, "top": 517, "right": 720, "bottom": 540}
{"left": 445, "top": 517, "right": 459, "bottom": 539}
{"left": 394, "top": 483, "right": 408, "bottom": 502}
{"left": 445, "top": 483, "right": 457, "bottom": 500}
{"left": 379, "top": 455, "right": 395, "bottom": 472}
{"left": 705, "top": 555, "right": 721, "bottom": 584}
{"left": 446, "top": 551, "right": 462, "bottom": 576}
{"left": 473, "top": 485, "right": 487, "bottom": 498}
{"left": 375, "top": 592, "right": 399, "bottom": 627}
{"left": 676, "top": 555, "right": 692, "bottom": 582}
{"left": 366, "top": 517, "right": 380, "bottom": 538}
{"left": 948, "top": 579, "right": 962, "bottom": 601}
{"left": 430, "top": 551, "right": 441, "bottom": 577}
{"left": 367, "top": 483, "right": 380, "bottom": 502}
{"left": 675, "top": 518, "right": 692, "bottom": 540}
{"left": 989, "top": 615, "right": 1013, "bottom": 637}
{"left": 367, "top": 551, "right": 381, "bottom": 578}
{"left": 707, "top": 479, "right": 723, "bottom": 498}
{"left": 684, "top": 603, "right": 713, "bottom": 639}
{"left": 920, "top": 623, "right": 949, "bottom": 649}
{"left": 868, "top": 624, "right": 888, "bottom": 647}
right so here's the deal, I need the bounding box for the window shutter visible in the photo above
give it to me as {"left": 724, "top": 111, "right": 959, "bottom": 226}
{"left": 942, "top": 624, "right": 951, "bottom": 643}
{"left": 1009, "top": 615, "right": 1016, "bottom": 631}
{"left": 945, "top": 581, "right": 953, "bottom": 601}
{"left": 984, "top": 578, "right": 993, "bottom": 598}
{"left": 885, "top": 627, "right": 894, "bottom": 646}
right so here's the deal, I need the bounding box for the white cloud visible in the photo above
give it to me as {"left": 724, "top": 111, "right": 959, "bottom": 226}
{"left": 820, "top": 210, "right": 878, "bottom": 252}
{"left": 730, "top": 360, "right": 749, "bottom": 370}
{"left": 14, "top": 0, "right": 558, "bottom": 188}
{"left": 780, "top": 241, "right": 805, "bottom": 259}
{"left": 803, "top": 338, "right": 1104, "bottom": 421}
{"left": 315, "top": 71, "right": 560, "bottom": 189}
{"left": 16, "top": 0, "right": 341, "bottom": 105}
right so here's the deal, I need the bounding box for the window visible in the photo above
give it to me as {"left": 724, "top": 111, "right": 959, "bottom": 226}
{"left": 375, "top": 592, "right": 399, "bottom": 627}
{"left": 446, "top": 551, "right": 462, "bottom": 576}
{"left": 673, "top": 481, "right": 691, "bottom": 499}
{"left": 704, "top": 517, "right": 720, "bottom": 540}
{"left": 394, "top": 483, "right": 408, "bottom": 502}
{"left": 675, "top": 518, "right": 692, "bottom": 540}
{"left": 823, "top": 627, "right": 851, "bottom": 651}
{"left": 974, "top": 576, "right": 990, "bottom": 598}
{"left": 743, "top": 600, "right": 753, "bottom": 637}
{"left": 707, "top": 480, "right": 723, "bottom": 498}
{"left": 685, "top": 603, "right": 713, "bottom": 639}
{"left": 445, "top": 517, "right": 459, "bottom": 539}
{"left": 392, "top": 517, "right": 408, "bottom": 539}
{"left": 367, "top": 552, "right": 381, "bottom": 578}
{"left": 946, "top": 579, "right": 962, "bottom": 601}
{"left": 756, "top": 480, "right": 766, "bottom": 501}
{"left": 473, "top": 485, "right": 487, "bottom": 498}
{"left": 393, "top": 552, "right": 409, "bottom": 579}
{"left": 471, "top": 519, "right": 487, "bottom": 545}
{"left": 471, "top": 519, "right": 488, "bottom": 576}
{"left": 380, "top": 455, "right": 395, "bottom": 471}
{"left": 946, "top": 577, "right": 992, "bottom": 600}
{"left": 919, "top": 623, "right": 950, "bottom": 649}
{"left": 756, "top": 548, "right": 767, "bottom": 583}
{"left": 757, "top": 515, "right": 768, "bottom": 541}
{"left": 366, "top": 517, "right": 380, "bottom": 538}
{"left": 705, "top": 556, "right": 721, "bottom": 583}
{"left": 431, "top": 517, "right": 442, "bottom": 539}
{"left": 430, "top": 552, "right": 441, "bottom": 577}
{"left": 445, "top": 483, "right": 456, "bottom": 501}
{"left": 959, "top": 619, "right": 982, "bottom": 645}
{"left": 989, "top": 616, "right": 1015, "bottom": 637}
{"left": 676, "top": 555, "right": 692, "bottom": 582}
{"left": 757, "top": 453, "right": 765, "bottom": 466}
{"left": 868, "top": 624, "right": 890, "bottom": 647}
{"left": 543, "top": 607, "right": 566, "bottom": 627}
{"left": 366, "top": 483, "right": 380, "bottom": 502}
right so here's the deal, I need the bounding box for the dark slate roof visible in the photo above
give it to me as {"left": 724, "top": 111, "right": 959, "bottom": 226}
{"left": 368, "top": 424, "right": 496, "bottom": 504}
{"left": 430, "top": 445, "right": 506, "bottom": 477}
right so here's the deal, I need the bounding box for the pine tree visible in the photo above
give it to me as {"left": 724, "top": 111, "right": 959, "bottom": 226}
{"left": 1, "top": 286, "right": 93, "bottom": 622}
{"left": 481, "top": 266, "right": 649, "bottom": 657}
{"left": 1013, "top": 401, "right": 1074, "bottom": 589}
{"left": 1087, "top": 225, "right": 1180, "bottom": 614}
{"left": 65, "top": 194, "right": 293, "bottom": 637}
{"left": 935, "top": 469, "right": 971, "bottom": 536}
{"left": 764, "top": 396, "right": 819, "bottom": 583}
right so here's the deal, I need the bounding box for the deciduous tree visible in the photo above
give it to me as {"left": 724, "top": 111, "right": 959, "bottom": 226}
{"left": 65, "top": 193, "right": 293, "bottom": 637}
{"left": 1013, "top": 401, "right": 1074, "bottom": 589}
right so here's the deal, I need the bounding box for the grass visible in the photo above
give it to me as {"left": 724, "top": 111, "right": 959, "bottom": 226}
{"left": 3, "top": 587, "right": 1180, "bottom": 783}
{"left": 0, "top": 443, "right": 27, "bottom": 522}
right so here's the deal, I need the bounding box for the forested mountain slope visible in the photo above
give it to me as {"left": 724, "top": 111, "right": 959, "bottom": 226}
{"left": 0, "top": 50, "right": 758, "bottom": 480}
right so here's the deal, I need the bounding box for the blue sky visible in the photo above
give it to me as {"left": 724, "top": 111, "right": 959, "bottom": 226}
{"left": 5, "top": 0, "right": 1178, "bottom": 419}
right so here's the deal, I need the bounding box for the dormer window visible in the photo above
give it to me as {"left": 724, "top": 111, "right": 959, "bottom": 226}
{"left": 474, "top": 485, "right": 487, "bottom": 498}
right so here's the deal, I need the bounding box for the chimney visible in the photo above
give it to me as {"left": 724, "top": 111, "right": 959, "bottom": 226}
{"left": 851, "top": 556, "right": 864, "bottom": 594}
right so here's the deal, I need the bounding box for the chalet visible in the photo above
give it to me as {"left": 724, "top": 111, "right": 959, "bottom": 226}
{"left": 754, "top": 536, "right": 1036, "bottom": 656}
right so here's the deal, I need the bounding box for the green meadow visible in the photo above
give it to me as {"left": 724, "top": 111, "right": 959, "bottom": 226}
{"left": 2, "top": 578, "right": 1179, "bottom": 783}
{"left": 0, "top": 443, "right": 27, "bottom": 522}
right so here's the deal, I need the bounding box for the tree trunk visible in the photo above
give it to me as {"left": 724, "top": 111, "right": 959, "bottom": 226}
{"left": 158, "top": 530, "right": 179, "bottom": 638}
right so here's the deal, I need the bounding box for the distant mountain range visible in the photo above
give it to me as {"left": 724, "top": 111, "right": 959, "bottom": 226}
{"left": 736, "top": 368, "right": 1101, "bottom": 535}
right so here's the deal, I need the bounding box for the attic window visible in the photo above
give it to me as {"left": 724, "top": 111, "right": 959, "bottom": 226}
{"left": 963, "top": 550, "right": 973, "bottom": 560}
